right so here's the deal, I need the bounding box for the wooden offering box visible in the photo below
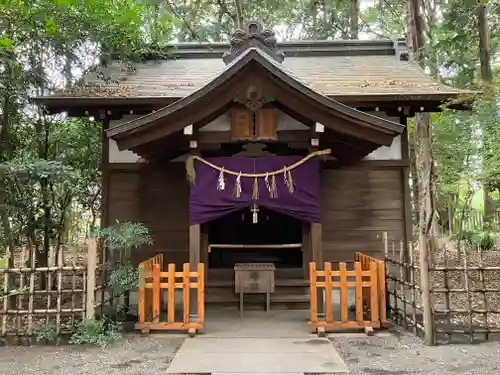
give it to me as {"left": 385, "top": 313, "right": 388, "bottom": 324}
{"left": 234, "top": 263, "right": 275, "bottom": 315}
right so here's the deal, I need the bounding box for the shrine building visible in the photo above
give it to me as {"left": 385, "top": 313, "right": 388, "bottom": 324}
{"left": 36, "top": 21, "right": 467, "bottom": 309}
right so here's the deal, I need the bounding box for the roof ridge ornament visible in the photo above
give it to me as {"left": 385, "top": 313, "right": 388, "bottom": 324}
{"left": 223, "top": 21, "right": 285, "bottom": 65}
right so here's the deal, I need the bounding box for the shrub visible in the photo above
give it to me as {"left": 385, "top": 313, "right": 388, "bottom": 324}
{"left": 453, "top": 230, "right": 499, "bottom": 250}
{"left": 69, "top": 317, "right": 122, "bottom": 348}
{"left": 92, "top": 221, "right": 153, "bottom": 296}
{"left": 34, "top": 322, "right": 58, "bottom": 344}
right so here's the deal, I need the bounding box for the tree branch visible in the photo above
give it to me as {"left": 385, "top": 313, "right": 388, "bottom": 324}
{"left": 163, "top": 0, "right": 200, "bottom": 40}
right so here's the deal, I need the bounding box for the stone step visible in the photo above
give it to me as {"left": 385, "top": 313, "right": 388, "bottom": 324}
{"left": 206, "top": 293, "right": 309, "bottom": 303}
{"left": 208, "top": 267, "right": 304, "bottom": 279}
{"left": 206, "top": 292, "right": 310, "bottom": 310}
{"left": 207, "top": 278, "right": 308, "bottom": 288}
{"left": 206, "top": 288, "right": 309, "bottom": 299}
{"left": 205, "top": 281, "right": 310, "bottom": 310}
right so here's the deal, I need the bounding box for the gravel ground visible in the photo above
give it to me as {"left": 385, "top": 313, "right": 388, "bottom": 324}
{"left": 1, "top": 329, "right": 499, "bottom": 375}
{"left": 330, "top": 328, "right": 500, "bottom": 375}
{"left": 0, "top": 334, "right": 185, "bottom": 375}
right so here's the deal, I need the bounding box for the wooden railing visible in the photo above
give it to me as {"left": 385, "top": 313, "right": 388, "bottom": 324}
{"left": 309, "top": 253, "right": 386, "bottom": 334}
{"left": 354, "top": 252, "right": 387, "bottom": 325}
{"left": 136, "top": 255, "right": 204, "bottom": 334}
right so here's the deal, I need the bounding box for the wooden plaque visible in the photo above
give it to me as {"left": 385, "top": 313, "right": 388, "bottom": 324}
{"left": 230, "top": 108, "right": 253, "bottom": 141}
{"left": 255, "top": 108, "right": 278, "bottom": 141}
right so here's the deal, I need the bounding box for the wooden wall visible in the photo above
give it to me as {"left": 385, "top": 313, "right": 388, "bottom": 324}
{"left": 106, "top": 162, "right": 406, "bottom": 267}
{"left": 321, "top": 165, "right": 406, "bottom": 262}
{"left": 107, "top": 163, "right": 190, "bottom": 267}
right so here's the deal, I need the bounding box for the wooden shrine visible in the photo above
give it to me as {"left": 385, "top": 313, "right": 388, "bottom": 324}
{"left": 35, "top": 21, "right": 469, "bottom": 312}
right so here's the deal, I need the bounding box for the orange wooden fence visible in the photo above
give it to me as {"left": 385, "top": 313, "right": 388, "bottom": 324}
{"left": 354, "top": 252, "right": 387, "bottom": 326}
{"left": 309, "top": 254, "right": 386, "bottom": 333}
{"left": 136, "top": 255, "right": 204, "bottom": 333}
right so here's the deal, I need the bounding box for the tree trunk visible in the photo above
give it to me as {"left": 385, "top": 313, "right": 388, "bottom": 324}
{"left": 478, "top": 5, "right": 493, "bottom": 84}
{"left": 477, "top": 4, "right": 494, "bottom": 225}
{"left": 408, "top": 0, "right": 439, "bottom": 238}
{"left": 415, "top": 113, "right": 438, "bottom": 237}
{"left": 349, "top": 0, "right": 359, "bottom": 39}
{"left": 408, "top": 0, "right": 435, "bottom": 345}
{"left": 234, "top": 0, "right": 244, "bottom": 29}
{"left": 409, "top": 131, "right": 419, "bottom": 225}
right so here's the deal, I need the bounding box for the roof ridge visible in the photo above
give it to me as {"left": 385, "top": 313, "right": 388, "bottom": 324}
{"left": 170, "top": 39, "right": 399, "bottom": 48}
{"left": 107, "top": 39, "right": 401, "bottom": 61}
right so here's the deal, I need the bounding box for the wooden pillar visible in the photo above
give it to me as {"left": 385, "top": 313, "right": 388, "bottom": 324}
{"left": 302, "top": 222, "right": 311, "bottom": 280}
{"left": 400, "top": 117, "right": 412, "bottom": 257}
{"left": 189, "top": 223, "right": 201, "bottom": 320}
{"left": 187, "top": 139, "right": 201, "bottom": 321}
{"left": 201, "top": 231, "right": 209, "bottom": 283}
{"left": 100, "top": 117, "right": 112, "bottom": 311}
{"left": 311, "top": 222, "right": 324, "bottom": 316}
{"left": 401, "top": 116, "right": 413, "bottom": 282}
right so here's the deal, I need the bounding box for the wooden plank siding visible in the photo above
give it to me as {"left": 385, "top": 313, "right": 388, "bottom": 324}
{"left": 107, "top": 162, "right": 405, "bottom": 268}
{"left": 108, "top": 163, "right": 189, "bottom": 267}
{"left": 321, "top": 167, "right": 405, "bottom": 263}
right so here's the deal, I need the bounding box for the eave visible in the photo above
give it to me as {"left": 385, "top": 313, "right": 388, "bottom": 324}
{"left": 33, "top": 91, "right": 471, "bottom": 117}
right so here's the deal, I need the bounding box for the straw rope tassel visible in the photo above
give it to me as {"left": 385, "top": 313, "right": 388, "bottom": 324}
{"left": 185, "top": 155, "right": 196, "bottom": 184}
{"left": 234, "top": 173, "right": 242, "bottom": 198}
{"left": 265, "top": 173, "right": 271, "bottom": 193}
{"left": 270, "top": 174, "right": 278, "bottom": 199}
{"left": 287, "top": 169, "right": 294, "bottom": 193}
{"left": 252, "top": 177, "right": 259, "bottom": 200}
{"left": 217, "top": 168, "right": 226, "bottom": 191}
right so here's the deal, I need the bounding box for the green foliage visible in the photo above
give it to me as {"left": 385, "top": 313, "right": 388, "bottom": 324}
{"left": 454, "top": 230, "right": 499, "bottom": 250}
{"left": 93, "top": 221, "right": 153, "bottom": 294}
{"left": 69, "top": 317, "right": 122, "bottom": 348}
{"left": 476, "top": 91, "right": 500, "bottom": 192}
{"left": 93, "top": 221, "right": 153, "bottom": 253}
{"left": 34, "top": 322, "right": 58, "bottom": 344}
{"left": 1, "top": 158, "right": 81, "bottom": 244}
{"left": 362, "top": 0, "right": 406, "bottom": 39}
{"left": 0, "top": 0, "right": 177, "bottom": 252}
{"left": 116, "top": 303, "right": 138, "bottom": 322}
{"left": 108, "top": 262, "right": 140, "bottom": 293}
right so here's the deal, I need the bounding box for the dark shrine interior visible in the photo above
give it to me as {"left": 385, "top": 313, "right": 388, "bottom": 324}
{"left": 208, "top": 206, "right": 303, "bottom": 269}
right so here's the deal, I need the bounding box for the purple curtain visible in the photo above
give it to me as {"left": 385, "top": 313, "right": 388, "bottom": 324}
{"left": 189, "top": 155, "right": 321, "bottom": 224}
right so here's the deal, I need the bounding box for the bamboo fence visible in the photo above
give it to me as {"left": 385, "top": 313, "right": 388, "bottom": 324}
{"left": 0, "top": 239, "right": 99, "bottom": 342}
{"left": 384, "top": 234, "right": 500, "bottom": 344}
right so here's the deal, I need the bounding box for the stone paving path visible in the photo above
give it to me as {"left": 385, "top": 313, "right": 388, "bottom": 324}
{"left": 166, "top": 309, "right": 349, "bottom": 374}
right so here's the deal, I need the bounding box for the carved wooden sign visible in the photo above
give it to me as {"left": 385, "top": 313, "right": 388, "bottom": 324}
{"left": 255, "top": 108, "right": 277, "bottom": 140}
{"left": 231, "top": 108, "right": 253, "bottom": 140}
{"left": 234, "top": 263, "right": 275, "bottom": 294}
{"left": 230, "top": 108, "right": 278, "bottom": 141}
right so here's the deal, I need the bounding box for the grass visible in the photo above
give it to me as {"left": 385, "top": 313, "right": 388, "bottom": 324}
{"left": 0, "top": 257, "right": 6, "bottom": 269}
